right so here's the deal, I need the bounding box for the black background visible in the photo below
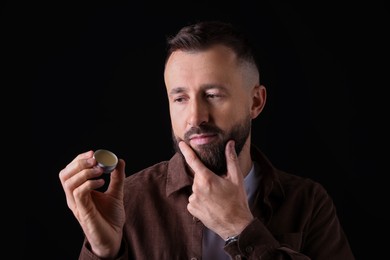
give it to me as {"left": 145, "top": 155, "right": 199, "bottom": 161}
{"left": 5, "top": 0, "right": 388, "bottom": 259}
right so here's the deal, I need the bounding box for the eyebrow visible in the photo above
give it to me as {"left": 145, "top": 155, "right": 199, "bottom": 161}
{"left": 169, "top": 87, "right": 186, "bottom": 95}
{"left": 169, "top": 84, "right": 227, "bottom": 96}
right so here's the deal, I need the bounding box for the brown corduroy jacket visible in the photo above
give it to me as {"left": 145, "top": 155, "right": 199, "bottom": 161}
{"left": 79, "top": 144, "right": 355, "bottom": 260}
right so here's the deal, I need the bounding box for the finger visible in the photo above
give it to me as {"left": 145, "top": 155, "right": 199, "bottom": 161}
{"left": 72, "top": 177, "right": 105, "bottom": 218}
{"left": 225, "top": 140, "right": 242, "bottom": 184}
{"left": 187, "top": 193, "right": 199, "bottom": 218}
{"left": 62, "top": 166, "right": 104, "bottom": 209}
{"left": 64, "top": 166, "right": 104, "bottom": 192}
{"left": 59, "top": 151, "right": 99, "bottom": 210}
{"left": 59, "top": 150, "right": 95, "bottom": 184}
{"left": 69, "top": 150, "right": 95, "bottom": 167}
{"left": 106, "top": 159, "right": 126, "bottom": 194}
{"left": 178, "top": 141, "right": 210, "bottom": 177}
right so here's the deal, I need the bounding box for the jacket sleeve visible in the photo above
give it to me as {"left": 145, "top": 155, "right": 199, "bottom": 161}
{"left": 78, "top": 238, "right": 129, "bottom": 260}
{"left": 224, "top": 218, "right": 310, "bottom": 259}
{"left": 224, "top": 185, "right": 355, "bottom": 260}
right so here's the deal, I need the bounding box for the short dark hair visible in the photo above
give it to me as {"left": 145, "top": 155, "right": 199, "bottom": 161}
{"left": 165, "top": 20, "right": 259, "bottom": 71}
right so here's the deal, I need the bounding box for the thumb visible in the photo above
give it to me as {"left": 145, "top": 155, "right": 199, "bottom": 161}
{"left": 225, "top": 140, "right": 243, "bottom": 184}
{"left": 107, "top": 159, "right": 126, "bottom": 195}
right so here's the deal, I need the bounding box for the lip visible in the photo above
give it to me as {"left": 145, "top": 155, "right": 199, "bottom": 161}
{"left": 189, "top": 133, "right": 217, "bottom": 145}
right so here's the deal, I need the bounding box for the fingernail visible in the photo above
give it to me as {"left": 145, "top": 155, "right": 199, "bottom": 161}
{"left": 230, "top": 141, "right": 236, "bottom": 156}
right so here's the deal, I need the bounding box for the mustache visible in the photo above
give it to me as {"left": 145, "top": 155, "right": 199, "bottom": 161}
{"left": 184, "top": 125, "right": 222, "bottom": 141}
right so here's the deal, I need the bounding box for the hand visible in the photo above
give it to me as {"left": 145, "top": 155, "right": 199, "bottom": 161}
{"left": 59, "top": 150, "right": 126, "bottom": 258}
{"left": 179, "top": 140, "right": 254, "bottom": 239}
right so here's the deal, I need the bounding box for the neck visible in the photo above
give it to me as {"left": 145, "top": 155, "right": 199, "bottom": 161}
{"left": 238, "top": 140, "right": 253, "bottom": 178}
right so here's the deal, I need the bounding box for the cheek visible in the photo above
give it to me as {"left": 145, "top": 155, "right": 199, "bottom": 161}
{"left": 170, "top": 110, "right": 186, "bottom": 136}
{"left": 229, "top": 97, "right": 251, "bottom": 117}
{"left": 216, "top": 107, "right": 249, "bottom": 131}
{"left": 216, "top": 103, "right": 243, "bottom": 120}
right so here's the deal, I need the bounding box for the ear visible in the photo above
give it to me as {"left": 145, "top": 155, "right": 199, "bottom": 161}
{"left": 250, "top": 85, "right": 267, "bottom": 119}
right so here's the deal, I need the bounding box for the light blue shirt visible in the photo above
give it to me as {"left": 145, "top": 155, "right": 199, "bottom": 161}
{"left": 202, "top": 162, "right": 261, "bottom": 259}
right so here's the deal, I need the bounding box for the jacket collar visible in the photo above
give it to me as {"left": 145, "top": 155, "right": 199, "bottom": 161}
{"left": 165, "top": 144, "right": 286, "bottom": 214}
{"left": 166, "top": 152, "right": 193, "bottom": 197}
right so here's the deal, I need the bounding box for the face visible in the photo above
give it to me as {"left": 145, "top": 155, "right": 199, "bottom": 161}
{"left": 164, "top": 45, "right": 261, "bottom": 175}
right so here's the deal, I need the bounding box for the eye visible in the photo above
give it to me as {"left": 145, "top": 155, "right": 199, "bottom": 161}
{"left": 205, "top": 93, "right": 223, "bottom": 99}
{"left": 173, "top": 96, "right": 188, "bottom": 103}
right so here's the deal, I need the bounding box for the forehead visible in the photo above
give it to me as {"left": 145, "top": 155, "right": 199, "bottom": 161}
{"left": 164, "top": 45, "right": 240, "bottom": 89}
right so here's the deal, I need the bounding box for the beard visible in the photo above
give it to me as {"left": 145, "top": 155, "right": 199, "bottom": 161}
{"left": 172, "top": 115, "right": 251, "bottom": 176}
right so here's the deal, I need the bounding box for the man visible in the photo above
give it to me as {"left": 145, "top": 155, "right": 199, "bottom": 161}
{"left": 59, "top": 20, "right": 355, "bottom": 259}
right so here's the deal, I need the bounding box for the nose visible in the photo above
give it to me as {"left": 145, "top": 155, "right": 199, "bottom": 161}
{"left": 187, "top": 97, "right": 208, "bottom": 127}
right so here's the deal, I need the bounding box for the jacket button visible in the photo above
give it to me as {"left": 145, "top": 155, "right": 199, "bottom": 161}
{"left": 245, "top": 246, "right": 254, "bottom": 253}
{"left": 235, "top": 256, "right": 242, "bottom": 259}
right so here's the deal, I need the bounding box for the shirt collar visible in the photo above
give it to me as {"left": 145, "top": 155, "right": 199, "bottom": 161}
{"left": 165, "top": 144, "right": 285, "bottom": 204}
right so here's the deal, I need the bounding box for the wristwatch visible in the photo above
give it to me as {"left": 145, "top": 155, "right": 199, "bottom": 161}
{"left": 224, "top": 234, "right": 240, "bottom": 246}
